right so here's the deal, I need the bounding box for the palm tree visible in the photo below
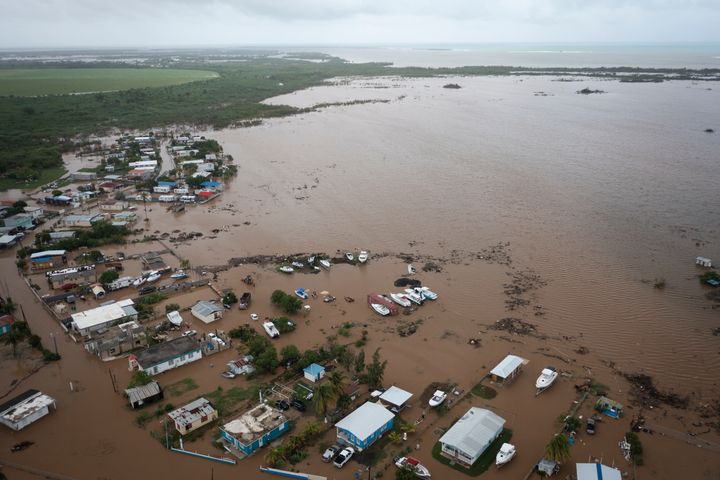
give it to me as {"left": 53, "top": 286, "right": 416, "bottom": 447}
{"left": 312, "top": 383, "right": 337, "bottom": 417}
{"left": 328, "top": 371, "right": 346, "bottom": 397}
{"left": 545, "top": 434, "right": 571, "bottom": 464}
{"left": 2, "top": 323, "right": 27, "bottom": 357}
{"left": 399, "top": 420, "right": 416, "bottom": 434}
{"left": 388, "top": 431, "right": 403, "bottom": 444}
{"left": 264, "top": 446, "right": 287, "bottom": 467}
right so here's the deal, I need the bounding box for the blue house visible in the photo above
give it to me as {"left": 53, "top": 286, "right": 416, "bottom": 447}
{"left": 200, "top": 181, "right": 222, "bottom": 189}
{"left": 157, "top": 181, "right": 177, "bottom": 187}
{"left": 303, "top": 363, "right": 325, "bottom": 383}
{"left": 335, "top": 401, "right": 395, "bottom": 451}
{"left": 220, "top": 403, "right": 289, "bottom": 456}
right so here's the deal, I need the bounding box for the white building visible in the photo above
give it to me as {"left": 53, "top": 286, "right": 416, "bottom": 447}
{"left": 131, "top": 336, "right": 203, "bottom": 375}
{"left": 490, "top": 355, "right": 527, "bottom": 384}
{"left": 576, "top": 463, "right": 622, "bottom": 480}
{"left": 379, "top": 385, "right": 413, "bottom": 413}
{"left": 71, "top": 299, "right": 138, "bottom": 336}
{"left": 62, "top": 214, "right": 104, "bottom": 228}
{"left": 191, "top": 301, "right": 224, "bottom": 324}
{"left": 0, "top": 389, "right": 56, "bottom": 431}
{"left": 158, "top": 194, "right": 177, "bottom": 202}
{"left": 168, "top": 397, "right": 218, "bottom": 435}
{"left": 439, "top": 408, "right": 505, "bottom": 467}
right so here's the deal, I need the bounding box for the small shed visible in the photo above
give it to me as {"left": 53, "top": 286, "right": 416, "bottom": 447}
{"left": 303, "top": 363, "right": 325, "bottom": 383}
{"left": 91, "top": 284, "right": 106, "bottom": 299}
{"left": 125, "top": 381, "right": 163, "bottom": 409}
{"left": 490, "top": 354, "right": 527, "bottom": 384}
{"left": 191, "top": 301, "right": 224, "bottom": 324}
{"left": 379, "top": 385, "right": 413, "bottom": 412}
{"left": 537, "top": 458, "right": 560, "bottom": 476}
{"left": 596, "top": 396, "right": 623, "bottom": 418}
{"left": 696, "top": 256, "right": 712, "bottom": 268}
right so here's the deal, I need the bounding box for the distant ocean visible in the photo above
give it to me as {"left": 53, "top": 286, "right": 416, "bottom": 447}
{"left": 306, "top": 44, "right": 720, "bottom": 69}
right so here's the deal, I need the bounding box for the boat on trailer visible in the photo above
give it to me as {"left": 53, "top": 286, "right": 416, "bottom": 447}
{"left": 428, "top": 390, "right": 447, "bottom": 407}
{"left": 395, "top": 456, "right": 431, "bottom": 478}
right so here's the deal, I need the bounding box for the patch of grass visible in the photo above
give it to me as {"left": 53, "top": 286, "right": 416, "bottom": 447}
{"left": 0, "top": 68, "right": 218, "bottom": 97}
{"left": 164, "top": 377, "right": 199, "bottom": 398}
{"left": 0, "top": 166, "right": 66, "bottom": 191}
{"left": 471, "top": 383, "right": 497, "bottom": 400}
{"left": 204, "top": 385, "right": 260, "bottom": 417}
{"left": 431, "top": 429, "right": 512, "bottom": 476}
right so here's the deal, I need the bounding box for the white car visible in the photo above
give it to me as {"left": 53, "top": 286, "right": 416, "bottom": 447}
{"left": 333, "top": 446, "right": 355, "bottom": 468}
{"left": 182, "top": 330, "right": 197, "bottom": 337}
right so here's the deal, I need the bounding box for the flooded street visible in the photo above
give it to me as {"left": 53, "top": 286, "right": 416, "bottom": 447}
{"left": 1, "top": 75, "right": 719, "bottom": 479}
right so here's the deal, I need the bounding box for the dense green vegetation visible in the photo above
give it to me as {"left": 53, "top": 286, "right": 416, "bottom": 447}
{"left": 271, "top": 289, "right": 303, "bottom": 314}
{"left": 32, "top": 220, "right": 130, "bottom": 253}
{"left": 0, "top": 68, "right": 218, "bottom": 96}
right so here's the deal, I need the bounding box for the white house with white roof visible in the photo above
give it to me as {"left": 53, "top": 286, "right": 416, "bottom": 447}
{"left": 439, "top": 407, "right": 505, "bottom": 467}
{"left": 71, "top": 299, "right": 138, "bottom": 336}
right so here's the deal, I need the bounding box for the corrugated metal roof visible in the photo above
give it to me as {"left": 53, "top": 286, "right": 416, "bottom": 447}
{"left": 335, "top": 401, "right": 394, "bottom": 441}
{"left": 576, "top": 463, "right": 622, "bottom": 480}
{"left": 379, "top": 386, "right": 413, "bottom": 407}
{"left": 490, "top": 355, "right": 526, "bottom": 379}
{"left": 438, "top": 408, "right": 505, "bottom": 458}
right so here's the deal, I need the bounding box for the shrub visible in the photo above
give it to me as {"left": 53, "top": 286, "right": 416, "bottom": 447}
{"left": 165, "top": 303, "right": 180, "bottom": 313}
{"left": 270, "top": 290, "right": 303, "bottom": 314}
{"left": 222, "top": 291, "right": 237, "bottom": 305}
{"left": 99, "top": 270, "right": 119, "bottom": 284}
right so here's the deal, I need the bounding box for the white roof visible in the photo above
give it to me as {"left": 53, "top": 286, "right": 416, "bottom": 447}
{"left": 0, "top": 234, "right": 17, "bottom": 244}
{"left": 379, "top": 386, "right": 413, "bottom": 407}
{"left": 490, "top": 355, "right": 526, "bottom": 379}
{"left": 576, "top": 463, "right": 622, "bottom": 480}
{"left": 192, "top": 301, "right": 223, "bottom": 317}
{"left": 335, "top": 401, "right": 394, "bottom": 441}
{"left": 439, "top": 407, "right": 505, "bottom": 458}
{"left": 0, "top": 391, "right": 55, "bottom": 423}
{"left": 71, "top": 299, "right": 135, "bottom": 330}
{"left": 30, "top": 250, "right": 66, "bottom": 259}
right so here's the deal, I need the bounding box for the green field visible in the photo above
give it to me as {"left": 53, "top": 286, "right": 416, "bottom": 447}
{"left": 0, "top": 68, "right": 218, "bottom": 96}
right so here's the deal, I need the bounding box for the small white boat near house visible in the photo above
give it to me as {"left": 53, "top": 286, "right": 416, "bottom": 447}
{"left": 390, "top": 293, "right": 412, "bottom": 307}
{"left": 345, "top": 252, "right": 354, "bottom": 262}
{"left": 166, "top": 310, "right": 183, "bottom": 327}
{"left": 428, "top": 390, "right": 447, "bottom": 408}
{"left": 395, "top": 456, "right": 431, "bottom": 479}
{"left": 495, "top": 443, "right": 516, "bottom": 467}
{"left": 358, "top": 251, "right": 369, "bottom": 263}
{"left": 370, "top": 303, "right": 391, "bottom": 316}
{"left": 170, "top": 270, "right": 188, "bottom": 280}
{"left": 132, "top": 276, "right": 147, "bottom": 287}
{"left": 145, "top": 271, "right": 161, "bottom": 283}
{"left": 536, "top": 367, "right": 559, "bottom": 393}
{"left": 262, "top": 321, "right": 280, "bottom": 338}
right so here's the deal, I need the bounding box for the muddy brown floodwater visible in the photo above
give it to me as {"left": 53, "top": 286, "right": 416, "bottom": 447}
{"left": 1, "top": 75, "right": 719, "bottom": 479}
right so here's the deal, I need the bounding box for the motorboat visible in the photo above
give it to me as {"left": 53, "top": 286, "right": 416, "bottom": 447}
{"left": 323, "top": 295, "right": 336, "bottom": 303}
{"left": 166, "top": 310, "right": 183, "bottom": 326}
{"left": 319, "top": 259, "right": 331, "bottom": 269}
{"left": 407, "top": 264, "right": 417, "bottom": 275}
{"left": 358, "top": 251, "right": 369, "bottom": 263}
{"left": 403, "top": 289, "right": 424, "bottom": 305}
{"left": 390, "top": 293, "right": 412, "bottom": 307}
{"left": 536, "top": 367, "right": 559, "bottom": 391}
{"left": 345, "top": 252, "right": 354, "bottom": 262}
{"left": 145, "top": 271, "right": 161, "bottom": 283}
{"left": 291, "top": 261, "right": 304, "bottom": 268}
{"left": 308, "top": 255, "right": 315, "bottom": 265}
{"left": 370, "top": 303, "right": 391, "bottom": 316}
{"left": 495, "top": 443, "right": 516, "bottom": 467}
{"left": 395, "top": 456, "right": 431, "bottom": 479}
{"left": 279, "top": 266, "right": 294, "bottom": 274}
{"left": 262, "top": 321, "right": 280, "bottom": 338}
{"left": 368, "top": 293, "right": 399, "bottom": 315}
{"left": 415, "top": 286, "right": 438, "bottom": 300}
{"left": 428, "top": 390, "right": 447, "bottom": 407}
{"left": 221, "top": 371, "right": 236, "bottom": 379}
{"left": 250, "top": 313, "right": 259, "bottom": 321}
{"left": 170, "top": 270, "right": 188, "bottom": 280}
{"left": 132, "top": 276, "right": 147, "bottom": 287}
{"left": 295, "top": 288, "right": 309, "bottom": 300}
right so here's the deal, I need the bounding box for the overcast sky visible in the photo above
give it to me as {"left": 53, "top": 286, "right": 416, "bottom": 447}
{"left": 1, "top": 0, "right": 719, "bottom": 49}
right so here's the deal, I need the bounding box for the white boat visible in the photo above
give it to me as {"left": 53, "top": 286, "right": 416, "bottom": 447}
{"left": 166, "top": 310, "right": 183, "bottom": 326}
{"left": 403, "top": 289, "right": 424, "bottom": 305}
{"left": 495, "top": 443, "right": 516, "bottom": 467}
{"left": 319, "top": 259, "right": 331, "bottom": 269}
{"left": 370, "top": 303, "right": 390, "bottom": 316}
{"left": 132, "top": 276, "right": 147, "bottom": 287}
{"left": 395, "top": 456, "right": 431, "bottom": 479}
{"left": 358, "top": 251, "right": 369, "bottom": 263}
{"left": 536, "top": 367, "right": 559, "bottom": 391}
{"left": 415, "top": 286, "right": 438, "bottom": 300}
{"left": 145, "top": 271, "right": 161, "bottom": 283}
{"left": 262, "top": 321, "right": 280, "bottom": 338}
{"left": 308, "top": 255, "right": 315, "bottom": 265}
{"left": 428, "top": 390, "right": 447, "bottom": 407}
{"left": 291, "top": 261, "right": 304, "bottom": 268}
{"left": 295, "top": 288, "right": 309, "bottom": 299}
{"left": 279, "top": 266, "right": 294, "bottom": 274}
{"left": 390, "top": 293, "right": 412, "bottom": 307}
{"left": 345, "top": 252, "right": 354, "bottom": 261}
{"left": 407, "top": 264, "right": 417, "bottom": 275}
{"left": 250, "top": 313, "right": 259, "bottom": 321}
{"left": 170, "top": 270, "right": 188, "bottom": 280}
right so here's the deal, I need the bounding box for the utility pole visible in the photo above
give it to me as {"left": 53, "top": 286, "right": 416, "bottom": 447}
{"left": 108, "top": 368, "right": 117, "bottom": 393}
{"left": 50, "top": 332, "right": 58, "bottom": 355}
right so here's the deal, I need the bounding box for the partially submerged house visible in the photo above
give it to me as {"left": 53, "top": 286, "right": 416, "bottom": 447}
{"left": 335, "top": 401, "right": 395, "bottom": 451}
{"left": 490, "top": 354, "right": 527, "bottom": 384}
{"left": 46, "top": 265, "right": 97, "bottom": 289}
{"left": 191, "top": 301, "right": 224, "bottom": 324}
{"left": 83, "top": 320, "right": 147, "bottom": 360}
{"left": 227, "top": 356, "right": 255, "bottom": 376}
{"left": 125, "top": 380, "right": 163, "bottom": 409}
{"left": 576, "top": 463, "right": 622, "bottom": 480}
{"left": 131, "top": 336, "right": 202, "bottom": 375}
{"left": 168, "top": 397, "right": 218, "bottom": 435}
{"left": 303, "top": 363, "right": 325, "bottom": 383}
{"left": 379, "top": 385, "right": 413, "bottom": 413}
{"left": 0, "top": 389, "right": 56, "bottom": 431}
{"left": 221, "top": 404, "right": 289, "bottom": 456}
{"left": 0, "top": 234, "right": 18, "bottom": 249}
{"left": 61, "top": 214, "right": 103, "bottom": 228}
{"left": 30, "top": 249, "right": 67, "bottom": 270}
{"left": 438, "top": 407, "right": 505, "bottom": 467}
{"left": 3, "top": 213, "right": 35, "bottom": 230}
{"left": 71, "top": 299, "right": 137, "bottom": 336}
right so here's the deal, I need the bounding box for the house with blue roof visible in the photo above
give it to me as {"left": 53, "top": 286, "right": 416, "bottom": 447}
{"left": 157, "top": 181, "right": 177, "bottom": 187}
{"left": 303, "top": 363, "right": 325, "bottom": 382}
{"left": 200, "top": 181, "right": 222, "bottom": 189}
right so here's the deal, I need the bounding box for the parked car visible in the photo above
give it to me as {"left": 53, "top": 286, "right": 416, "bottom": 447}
{"left": 333, "top": 446, "right": 355, "bottom": 468}
{"left": 275, "top": 399, "right": 290, "bottom": 411}
{"left": 290, "top": 399, "right": 306, "bottom": 412}
{"left": 138, "top": 285, "right": 157, "bottom": 295}
{"left": 182, "top": 330, "right": 197, "bottom": 337}
{"left": 586, "top": 418, "right": 596, "bottom": 435}
{"left": 322, "top": 445, "right": 340, "bottom": 462}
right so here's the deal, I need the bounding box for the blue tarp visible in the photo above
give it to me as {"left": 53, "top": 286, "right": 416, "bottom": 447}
{"left": 200, "top": 181, "right": 222, "bottom": 188}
